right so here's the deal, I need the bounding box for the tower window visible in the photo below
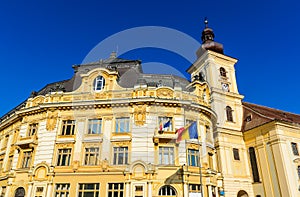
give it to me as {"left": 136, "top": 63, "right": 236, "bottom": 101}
{"left": 291, "top": 142, "right": 299, "bottom": 156}
{"left": 226, "top": 106, "right": 234, "bottom": 122}
{"left": 93, "top": 75, "right": 105, "bottom": 91}
{"left": 233, "top": 148, "right": 240, "bottom": 160}
{"left": 220, "top": 67, "right": 227, "bottom": 77}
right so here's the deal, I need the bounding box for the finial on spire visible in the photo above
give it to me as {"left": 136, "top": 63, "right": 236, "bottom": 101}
{"left": 204, "top": 17, "right": 208, "bottom": 28}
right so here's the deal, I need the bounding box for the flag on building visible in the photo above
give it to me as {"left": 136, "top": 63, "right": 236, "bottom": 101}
{"left": 176, "top": 121, "right": 198, "bottom": 142}
{"left": 159, "top": 120, "right": 171, "bottom": 131}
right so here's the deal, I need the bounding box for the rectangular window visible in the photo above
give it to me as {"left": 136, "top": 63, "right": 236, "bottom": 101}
{"left": 208, "top": 152, "right": 214, "bottom": 169}
{"left": 115, "top": 117, "right": 130, "bottom": 133}
{"left": 6, "top": 156, "right": 13, "bottom": 171}
{"left": 187, "top": 149, "right": 199, "bottom": 167}
{"left": 61, "top": 120, "right": 75, "bottom": 135}
{"left": 233, "top": 148, "right": 240, "bottom": 160}
{"left": 21, "top": 151, "right": 32, "bottom": 168}
{"left": 108, "top": 183, "right": 124, "bottom": 197}
{"left": 159, "top": 147, "right": 174, "bottom": 165}
{"left": 298, "top": 166, "right": 300, "bottom": 180}
{"left": 0, "top": 158, "right": 3, "bottom": 171}
{"left": 84, "top": 147, "right": 100, "bottom": 166}
{"left": 189, "top": 184, "right": 201, "bottom": 193}
{"left": 34, "top": 187, "right": 44, "bottom": 197}
{"left": 78, "top": 183, "right": 99, "bottom": 197}
{"left": 291, "top": 142, "right": 299, "bottom": 156}
{"left": 249, "top": 147, "right": 260, "bottom": 182}
{"left": 55, "top": 183, "right": 70, "bottom": 197}
{"left": 28, "top": 123, "right": 38, "bottom": 136}
{"left": 1, "top": 186, "right": 6, "bottom": 197}
{"left": 57, "top": 148, "right": 72, "bottom": 166}
{"left": 88, "top": 119, "right": 102, "bottom": 134}
{"left": 113, "top": 147, "right": 128, "bottom": 165}
{"left": 158, "top": 117, "right": 173, "bottom": 131}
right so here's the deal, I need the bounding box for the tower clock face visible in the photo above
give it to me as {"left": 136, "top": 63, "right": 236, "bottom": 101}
{"left": 222, "top": 83, "right": 229, "bottom": 92}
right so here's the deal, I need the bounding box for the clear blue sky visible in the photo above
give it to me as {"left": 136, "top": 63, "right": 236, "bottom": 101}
{"left": 0, "top": 0, "right": 300, "bottom": 116}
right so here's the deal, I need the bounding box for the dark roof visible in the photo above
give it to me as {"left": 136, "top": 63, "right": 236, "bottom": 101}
{"left": 242, "top": 102, "right": 300, "bottom": 131}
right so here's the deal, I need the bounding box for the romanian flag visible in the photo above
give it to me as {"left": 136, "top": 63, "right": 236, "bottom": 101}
{"left": 159, "top": 120, "right": 171, "bottom": 131}
{"left": 176, "top": 121, "right": 198, "bottom": 142}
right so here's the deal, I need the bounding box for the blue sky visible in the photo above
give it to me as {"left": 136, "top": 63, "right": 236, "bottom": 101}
{"left": 0, "top": 0, "right": 300, "bottom": 116}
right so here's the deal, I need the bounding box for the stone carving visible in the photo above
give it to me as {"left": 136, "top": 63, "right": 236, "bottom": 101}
{"left": 156, "top": 88, "right": 174, "bottom": 98}
{"left": 46, "top": 111, "right": 58, "bottom": 131}
{"left": 133, "top": 104, "right": 147, "bottom": 126}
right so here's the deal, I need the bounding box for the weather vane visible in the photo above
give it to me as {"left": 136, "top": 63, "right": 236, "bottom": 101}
{"left": 204, "top": 17, "right": 208, "bottom": 28}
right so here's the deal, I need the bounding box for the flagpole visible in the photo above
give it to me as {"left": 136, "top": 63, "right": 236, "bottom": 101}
{"left": 197, "top": 123, "right": 204, "bottom": 197}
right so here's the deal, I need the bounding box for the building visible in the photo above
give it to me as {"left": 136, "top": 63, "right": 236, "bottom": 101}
{"left": 0, "top": 21, "right": 299, "bottom": 197}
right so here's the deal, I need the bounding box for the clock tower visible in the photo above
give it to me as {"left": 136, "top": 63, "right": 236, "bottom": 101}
{"left": 187, "top": 19, "right": 254, "bottom": 196}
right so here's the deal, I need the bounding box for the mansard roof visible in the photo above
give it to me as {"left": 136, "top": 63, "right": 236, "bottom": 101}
{"left": 242, "top": 102, "right": 300, "bottom": 131}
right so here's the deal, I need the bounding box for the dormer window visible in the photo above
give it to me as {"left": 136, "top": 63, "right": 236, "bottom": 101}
{"left": 93, "top": 76, "right": 105, "bottom": 91}
{"left": 220, "top": 67, "right": 227, "bottom": 77}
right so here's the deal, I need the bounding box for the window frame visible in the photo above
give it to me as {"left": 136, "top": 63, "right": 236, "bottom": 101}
{"left": 233, "top": 148, "right": 240, "bottom": 161}
{"left": 291, "top": 142, "right": 299, "bottom": 156}
{"left": 113, "top": 147, "right": 129, "bottom": 165}
{"left": 21, "top": 151, "right": 32, "bottom": 169}
{"left": 187, "top": 149, "right": 199, "bottom": 167}
{"left": 56, "top": 148, "right": 72, "bottom": 166}
{"left": 84, "top": 147, "right": 100, "bottom": 166}
{"left": 27, "top": 123, "right": 38, "bottom": 137}
{"left": 158, "top": 116, "right": 173, "bottom": 132}
{"left": 226, "top": 106, "right": 234, "bottom": 122}
{"left": 108, "top": 183, "right": 124, "bottom": 197}
{"left": 93, "top": 75, "right": 105, "bottom": 91}
{"left": 158, "top": 185, "right": 176, "bottom": 196}
{"left": 219, "top": 67, "right": 227, "bottom": 77}
{"left": 115, "top": 117, "right": 130, "bottom": 133}
{"left": 159, "top": 146, "right": 175, "bottom": 165}
{"left": 61, "top": 120, "right": 76, "bottom": 136}
{"left": 78, "top": 183, "right": 100, "bottom": 197}
{"left": 87, "top": 119, "right": 102, "bottom": 135}
{"left": 54, "top": 183, "right": 70, "bottom": 197}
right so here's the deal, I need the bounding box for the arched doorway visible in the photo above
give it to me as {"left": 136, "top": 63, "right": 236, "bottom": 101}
{"left": 14, "top": 187, "right": 25, "bottom": 197}
{"left": 237, "top": 190, "right": 248, "bottom": 197}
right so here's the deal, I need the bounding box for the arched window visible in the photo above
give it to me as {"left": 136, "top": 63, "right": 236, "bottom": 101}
{"left": 158, "top": 185, "right": 176, "bottom": 196}
{"left": 249, "top": 147, "right": 260, "bottom": 182}
{"left": 226, "top": 106, "right": 233, "bottom": 122}
{"left": 93, "top": 76, "right": 105, "bottom": 91}
{"left": 220, "top": 67, "right": 227, "bottom": 77}
{"left": 14, "top": 187, "right": 25, "bottom": 197}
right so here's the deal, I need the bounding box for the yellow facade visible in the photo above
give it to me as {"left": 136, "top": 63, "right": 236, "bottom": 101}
{"left": 1, "top": 23, "right": 300, "bottom": 197}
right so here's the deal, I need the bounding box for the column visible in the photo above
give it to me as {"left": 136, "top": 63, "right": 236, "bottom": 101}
{"left": 207, "top": 185, "right": 212, "bottom": 197}
{"left": 183, "top": 183, "right": 189, "bottom": 197}
{"left": 26, "top": 183, "right": 33, "bottom": 197}
{"left": 148, "top": 182, "right": 152, "bottom": 197}
{"left": 46, "top": 183, "right": 53, "bottom": 197}
{"left": 125, "top": 182, "right": 130, "bottom": 197}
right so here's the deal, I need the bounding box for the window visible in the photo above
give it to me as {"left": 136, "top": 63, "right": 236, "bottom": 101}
{"left": 113, "top": 147, "right": 128, "bottom": 165}
{"left": 220, "top": 67, "right": 227, "bottom": 77}
{"left": 21, "top": 151, "right": 32, "bottom": 168}
{"left": 158, "top": 117, "right": 173, "bottom": 131}
{"left": 0, "top": 158, "right": 3, "bottom": 171}
{"left": 108, "top": 183, "right": 124, "bottom": 197}
{"left": 226, "top": 106, "right": 233, "bottom": 122}
{"left": 291, "top": 142, "right": 299, "bottom": 156}
{"left": 93, "top": 75, "right": 105, "bottom": 91}
{"left": 78, "top": 183, "right": 99, "bottom": 197}
{"left": 249, "top": 147, "right": 260, "bottom": 182}
{"left": 57, "top": 148, "right": 72, "bottom": 166}
{"left": 187, "top": 149, "right": 199, "bottom": 167}
{"left": 84, "top": 147, "right": 100, "bottom": 166}
{"left": 28, "top": 123, "right": 38, "bottom": 136}
{"left": 158, "top": 185, "right": 176, "bottom": 196}
{"left": 61, "top": 120, "right": 75, "bottom": 135}
{"left": 189, "top": 184, "right": 201, "bottom": 193}
{"left": 55, "top": 183, "right": 70, "bottom": 197}
{"left": 233, "top": 148, "right": 240, "bottom": 160}
{"left": 208, "top": 152, "right": 214, "bottom": 169}
{"left": 115, "top": 117, "right": 130, "bottom": 133}
{"left": 297, "top": 166, "right": 300, "bottom": 180}
{"left": 35, "top": 187, "right": 44, "bottom": 197}
{"left": 6, "top": 156, "right": 13, "bottom": 171}
{"left": 159, "top": 147, "right": 174, "bottom": 165}
{"left": 88, "top": 119, "right": 102, "bottom": 134}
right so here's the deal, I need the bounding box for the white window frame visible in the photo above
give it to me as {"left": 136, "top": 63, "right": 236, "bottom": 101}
{"left": 93, "top": 76, "right": 105, "bottom": 91}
